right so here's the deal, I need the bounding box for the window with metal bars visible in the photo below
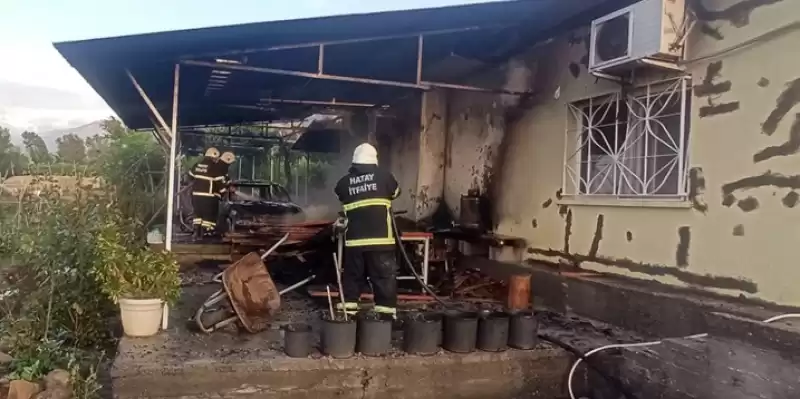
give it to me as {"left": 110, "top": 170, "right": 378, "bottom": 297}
{"left": 563, "top": 77, "right": 691, "bottom": 198}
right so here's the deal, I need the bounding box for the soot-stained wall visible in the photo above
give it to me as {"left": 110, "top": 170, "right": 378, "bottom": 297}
{"left": 490, "top": 0, "right": 800, "bottom": 306}
{"left": 379, "top": 103, "right": 421, "bottom": 218}
{"left": 443, "top": 91, "right": 506, "bottom": 218}
{"left": 442, "top": 58, "right": 534, "bottom": 219}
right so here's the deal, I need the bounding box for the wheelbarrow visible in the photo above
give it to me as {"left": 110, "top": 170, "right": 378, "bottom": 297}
{"left": 193, "top": 232, "right": 317, "bottom": 333}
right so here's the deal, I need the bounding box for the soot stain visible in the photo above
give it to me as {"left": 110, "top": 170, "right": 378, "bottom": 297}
{"left": 555, "top": 189, "right": 564, "bottom": 200}
{"left": 737, "top": 196, "right": 760, "bottom": 212}
{"left": 755, "top": 114, "right": 800, "bottom": 162}
{"left": 733, "top": 224, "right": 745, "bottom": 236}
{"left": 689, "top": 167, "right": 709, "bottom": 213}
{"left": 588, "top": 214, "right": 604, "bottom": 259}
{"left": 722, "top": 193, "right": 737, "bottom": 207}
{"left": 757, "top": 77, "right": 770, "bottom": 88}
{"left": 722, "top": 171, "right": 800, "bottom": 196}
{"left": 526, "top": 248, "right": 758, "bottom": 293}
{"left": 700, "top": 23, "right": 725, "bottom": 40}
{"left": 542, "top": 198, "right": 553, "bottom": 208}
{"left": 695, "top": 61, "right": 740, "bottom": 118}
{"left": 558, "top": 205, "right": 569, "bottom": 217}
{"left": 700, "top": 102, "right": 740, "bottom": 117}
{"left": 694, "top": 62, "right": 732, "bottom": 96}
{"left": 531, "top": 219, "right": 538, "bottom": 228}
{"left": 676, "top": 227, "right": 691, "bottom": 268}
{"left": 782, "top": 191, "right": 799, "bottom": 208}
{"left": 568, "top": 62, "right": 581, "bottom": 79}
{"left": 689, "top": 0, "right": 784, "bottom": 28}
{"left": 563, "top": 209, "right": 573, "bottom": 254}
{"left": 762, "top": 78, "right": 800, "bottom": 136}
{"left": 626, "top": 231, "right": 634, "bottom": 242}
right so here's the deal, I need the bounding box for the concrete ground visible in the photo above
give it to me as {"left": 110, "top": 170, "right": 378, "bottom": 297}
{"left": 111, "top": 266, "right": 589, "bottom": 399}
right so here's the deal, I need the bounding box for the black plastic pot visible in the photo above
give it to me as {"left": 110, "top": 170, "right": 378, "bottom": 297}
{"left": 403, "top": 312, "right": 442, "bottom": 356}
{"left": 508, "top": 311, "right": 539, "bottom": 350}
{"left": 284, "top": 323, "right": 312, "bottom": 358}
{"left": 321, "top": 317, "right": 357, "bottom": 358}
{"left": 477, "top": 312, "right": 510, "bottom": 352}
{"left": 443, "top": 311, "right": 479, "bottom": 353}
{"left": 357, "top": 314, "right": 393, "bottom": 356}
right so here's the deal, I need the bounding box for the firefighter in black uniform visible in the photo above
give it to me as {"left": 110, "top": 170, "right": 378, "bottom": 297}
{"left": 188, "top": 147, "right": 228, "bottom": 239}
{"left": 334, "top": 143, "right": 401, "bottom": 318}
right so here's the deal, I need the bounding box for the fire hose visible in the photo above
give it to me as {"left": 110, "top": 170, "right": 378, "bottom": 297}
{"left": 389, "top": 211, "right": 450, "bottom": 306}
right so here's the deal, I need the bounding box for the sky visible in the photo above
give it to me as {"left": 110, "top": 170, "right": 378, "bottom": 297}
{"left": 0, "top": 0, "right": 500, "bottom": 134}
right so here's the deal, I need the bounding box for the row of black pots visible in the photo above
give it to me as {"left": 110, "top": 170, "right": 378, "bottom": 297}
{"left": 283, "top": 310, "right": 539, "bottom": 359}
{"left": 443, "top": 310, "right": 539, "bottom": 353}
{"left": 283, "top": 314, "right": 393, "bottom": 359}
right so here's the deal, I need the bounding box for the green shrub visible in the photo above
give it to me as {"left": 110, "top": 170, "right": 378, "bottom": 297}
{"left": 93, "top": 224, "right": 180, "bottom": 303}
{"left": 0, "top": 179, "right": 149, "bottom": 397}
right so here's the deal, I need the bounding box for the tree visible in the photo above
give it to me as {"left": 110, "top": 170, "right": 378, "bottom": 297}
{"left": 56, "top": 133, "right": 86, "bottom": 164}
{"left": 21, "top": 131, "right": 51, "bottom": 164}
{"left": 85, "top": 134, "right": 109, "bottom": 163}
{"left": 98, "top": 117, "right": 166, "bottom": 223}
{"left": 101, "top": 117, "right": 128, "bottom": 140}
{"left": 0, "top": 127, "right": 29, "bottom": 176}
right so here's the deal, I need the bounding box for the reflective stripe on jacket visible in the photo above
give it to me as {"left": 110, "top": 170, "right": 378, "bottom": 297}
{"left": 189, "top": 157, "right": 229, "bottom": 197}
{"left": 334, "top": 164, "right": 400, "bottom": 249}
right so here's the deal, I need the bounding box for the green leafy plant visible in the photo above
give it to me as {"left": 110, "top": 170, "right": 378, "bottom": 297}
{"left": 0, "top": 119, "right": 170, "bottom": 398}
{"left": 93, "top": 224, "right": 180, "bottom": 303}
{"left": 95, "top": 117, "right": 166, "bottom": 224}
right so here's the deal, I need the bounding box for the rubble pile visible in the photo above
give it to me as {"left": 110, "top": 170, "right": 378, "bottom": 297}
{"left": 451, "top": 268, "right": 507, "bottom": 301}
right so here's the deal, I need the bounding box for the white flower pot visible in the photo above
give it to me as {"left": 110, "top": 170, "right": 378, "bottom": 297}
{"left": 119, "top": 298, "right": 164, "bottom": 337}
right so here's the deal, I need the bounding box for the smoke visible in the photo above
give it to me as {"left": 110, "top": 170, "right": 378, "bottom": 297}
{"left": 303, "top": 204, "right": 339, "bottom": 221}
{"left": 301, "top": 185, "right": 341, "bottom": 221}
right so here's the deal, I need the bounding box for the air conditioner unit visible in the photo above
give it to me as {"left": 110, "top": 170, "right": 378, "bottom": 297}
{"left": 589, "top": 0, "right": 686, "bottom": 75}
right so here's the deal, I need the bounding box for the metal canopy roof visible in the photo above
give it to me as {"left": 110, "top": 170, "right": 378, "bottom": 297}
{"left": 54, "top": 0, "right": 630, "bottom": 130}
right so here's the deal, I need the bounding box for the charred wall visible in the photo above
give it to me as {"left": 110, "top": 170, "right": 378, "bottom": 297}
{"left": 380, "top": 101, "right": 422, "bottom": 218}
{"left": 440, "top": 58, "right": 535, "bottom": 220}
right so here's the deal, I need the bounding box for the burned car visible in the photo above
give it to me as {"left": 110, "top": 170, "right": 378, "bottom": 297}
{"left": 221, "top": 181, "right": 304, "bottom": 233}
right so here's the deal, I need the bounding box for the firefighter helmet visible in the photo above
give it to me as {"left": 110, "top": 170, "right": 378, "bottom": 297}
{"left": 220, "top": 151, "right": 236, "bottom": 165}
{"left": 205, "top": 147, "right": 220, "bottom": 159}
{"left": 352, "top": 143, "right": 378, "bottom": 165}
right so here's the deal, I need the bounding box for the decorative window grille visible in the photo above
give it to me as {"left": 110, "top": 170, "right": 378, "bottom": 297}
{"left": 563, "top": 77, "right": 691, "bottom": 198}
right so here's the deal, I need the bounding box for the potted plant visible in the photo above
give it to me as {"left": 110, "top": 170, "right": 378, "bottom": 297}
{"left": 94, "top": 225, "right": 181, "bottom": 337}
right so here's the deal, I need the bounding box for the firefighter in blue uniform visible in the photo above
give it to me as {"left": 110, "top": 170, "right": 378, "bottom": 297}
{"left": 188, "top": 147, "right": 228, "bottom": 239}
{"left": 334, "top": 143, "right": 401, "bottom": 318}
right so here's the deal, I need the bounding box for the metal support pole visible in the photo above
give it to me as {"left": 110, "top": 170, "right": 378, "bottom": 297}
{"left": 165, "top": 64, "right": 180, "bottom": 252}
{"left": 183, "top": 60, "right": 428, "bottom": 90}
{"left": 305, "top": 153, "right": 309, "bottom": 205}
{"left": 269, "top": 147, "right": 274, "bottom": 182}
{"left": 127, "top": 69, "right": 173, "bottom": 138}
{"left": 416, "top": 35, "right": 424, "bottom": 84}
{"left": 251, "top": 155, "right": 256, "bottom": 196}
{"left": 181, "top": 25, "right": 492, "bottom": 59}
{"left": 184, "top": 61, "right": 530, "bottom": 96}
{"left": 318, "top": 45, "right": 325, "bottom": 74}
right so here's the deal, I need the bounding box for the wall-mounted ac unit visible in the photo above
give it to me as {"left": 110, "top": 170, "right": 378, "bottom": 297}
{"left": 589, "top": 0, "right": 686, "bottom": 75}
